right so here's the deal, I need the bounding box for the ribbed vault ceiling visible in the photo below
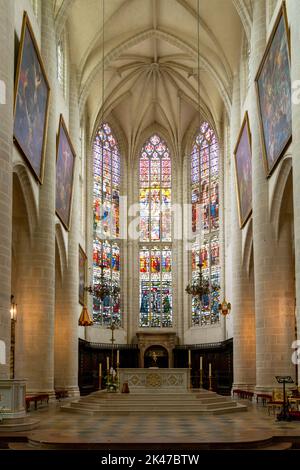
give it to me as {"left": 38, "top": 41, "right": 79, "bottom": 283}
{"left": 55, "top": 0, "right": 249, "bottom": 155}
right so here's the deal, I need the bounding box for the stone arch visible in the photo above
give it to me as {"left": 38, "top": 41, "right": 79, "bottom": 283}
{"left": 183, "top": 116, "right": 221, "bottom": 163}
{"left": 134, "top": 123, "right": 176, "bottom": 167}
{"left": 90, "top": 115, "right": 128, "bottom": 166}
{"left": 232, "top": 0, "right": 252, "bottom": 43}
{"left": 270, "top": 156, "right": 292, "bottom": 241}
{"left": 242, "top": 218, "right": 253, "bottom": 277}
{"left": 55, "top": 222, "right": 68, "bottom": 279}
{"left": 13, "top": 163, "right": 38, "bottom": 243}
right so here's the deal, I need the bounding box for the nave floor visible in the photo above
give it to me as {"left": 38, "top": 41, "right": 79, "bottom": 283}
{"left": 1, "top": 398, "right": 300, "bottom": 449}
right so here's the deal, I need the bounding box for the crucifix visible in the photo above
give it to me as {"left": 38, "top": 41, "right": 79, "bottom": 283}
{"left": 108, "top": 322, "right": 117, "bottom": 367}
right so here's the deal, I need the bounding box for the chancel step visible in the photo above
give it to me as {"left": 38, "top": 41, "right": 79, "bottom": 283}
{"left": 61, "top": 390, "right": 247, "bottom": 416}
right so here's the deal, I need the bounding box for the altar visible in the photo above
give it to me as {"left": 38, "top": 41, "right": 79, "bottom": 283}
{"left": 118, "top": 368, "right": 190, "bottom": 393}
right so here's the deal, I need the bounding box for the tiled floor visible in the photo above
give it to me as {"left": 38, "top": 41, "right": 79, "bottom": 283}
{"left": 19, "top": 398, "right": 300, "bottom": 446}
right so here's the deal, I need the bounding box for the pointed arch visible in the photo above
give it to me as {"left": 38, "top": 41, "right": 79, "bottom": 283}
{"left": 92, "top": 122, "right": 122, "bottom": 326}
{"left": 13, "top": 163, "right": 38, "bottom": 242}
{"left": 55, "top": 222, "right": 68, "bottom": 279}
{"left": 139, "top": 132, "right": 173, "bottom": 328}
{"left": 189, "top": 121, "right": 221, "bottom": 326}
{"left": 270, "top": 156, "right": 293, "bottom": 241}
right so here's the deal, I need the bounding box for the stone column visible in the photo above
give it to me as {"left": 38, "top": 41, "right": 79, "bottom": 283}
{"left": 290, "top": 0, "right": 300, "bottom": 387}
{"left": 250, "top": 0, "right": 295, "bottom": 391}
{"left": 231, "top": 73, "right": 256, "bottom": 390}
{"left": 0, "top": 0, "right": 14, "bottom": 378}
{"left": 15, "top": 0, "right": 56, "bottom": 396}
{"left": 54, "top": 65, "right": 80, "bottom": 397}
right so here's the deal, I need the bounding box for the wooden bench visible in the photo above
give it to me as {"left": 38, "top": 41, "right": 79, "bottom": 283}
{"left": 55, "top": 389, "right": 69, "bottom": 400}
{"left": 256, "top": 393, "right": 272, "bottom": 406}
{"left": 26, "top": 394, "right": 49, "bottom": 411}
{"left": 232, "top": 389, "right": 254, "bottom": 400}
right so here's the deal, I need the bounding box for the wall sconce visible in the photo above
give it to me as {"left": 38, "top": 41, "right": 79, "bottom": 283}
{"left": 10, "top": 295, "right": 17, "bottom": 322}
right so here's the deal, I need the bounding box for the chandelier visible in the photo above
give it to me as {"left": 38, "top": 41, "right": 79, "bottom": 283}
{"left": 85, "top": 264, "right": 120, "bottom": 303}
{"left": 185, "top": 263, "right": 210, "bottom": 299}
{"left": 185, "top": 263, "right": 221, "bottom": 311}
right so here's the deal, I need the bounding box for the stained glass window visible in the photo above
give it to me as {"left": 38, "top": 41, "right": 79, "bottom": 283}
{"left": 191, "top": 122, "right": 220, "bottom": 326}
{"left": 139, "top": 135, "right": 172, "bottom": 327}
{"left": 93, "top": 123, "right": 121, "bottom": 326}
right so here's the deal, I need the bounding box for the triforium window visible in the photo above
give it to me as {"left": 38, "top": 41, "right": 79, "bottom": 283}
{"left": 139, "top": 134, "right": 172, "bottom": 328}
{"left": 191, "top": 122, "right": 220, "bottom": 326}
{"left": 93, "top": 123, "right": 121, "bottom": 326}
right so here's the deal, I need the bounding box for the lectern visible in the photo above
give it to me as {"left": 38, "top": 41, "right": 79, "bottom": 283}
{"left": 275, "top": 376, "right": 294, "bottom": 421}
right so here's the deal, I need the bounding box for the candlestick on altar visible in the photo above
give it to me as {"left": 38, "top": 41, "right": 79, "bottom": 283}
{"left": 188, "top": 349, "right": 191, "bottom": 368}
{"left": 200, "top": 356, "right": 203, "bottom": 388}
{"left": 99, "top": 363, "right": 102, "bottom": 390}
{"left": 106, "top": 356, "right": 109, "bottom": 371}
{"left": 209, "top": 363, "right": 212, "bottom": 391}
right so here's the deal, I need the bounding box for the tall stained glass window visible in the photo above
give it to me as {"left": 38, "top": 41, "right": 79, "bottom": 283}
{"left": 139, "top": 135, "right": 172, "bottom": 327}
{"left": 191, "top": 122, "right": 220, "bottom": 326}
{"left": 93, "top": 123, "right": 121, "bottom": 326}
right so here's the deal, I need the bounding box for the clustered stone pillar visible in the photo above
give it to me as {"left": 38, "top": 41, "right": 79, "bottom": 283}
{"left": 15, "top": 0, "right": 57, "bottom": 396}
{"left": 250, "top": 0, "right": 295, "bottom": 391}
{"left": 54, "top": 65, "right": 80, "bottom": 397}
{"left": 0, "top": 0, "right": 14, "bottom": 379}
{"left": 231, "top": 73, "right": 256, "bottom": 390}
{"left": 290, "top": 0, "right": 300, "bottom": 385}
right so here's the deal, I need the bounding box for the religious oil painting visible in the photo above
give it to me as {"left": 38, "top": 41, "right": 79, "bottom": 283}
{"left": 234, "top": 112, "right": 252, "bottom": 228}
{"left": 255, "top": 2, "right": 291, "bottom": 177}
{"left": 13, "top": 12, "right": 50, "bottom": 183}
{"left": 79, "top": 245, "right": 87, "bottom": 306}
{"left": 56, "top": 115, "right": 76, "bottom": 230}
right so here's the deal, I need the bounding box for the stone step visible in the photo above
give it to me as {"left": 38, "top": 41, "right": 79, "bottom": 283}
{"left": 64, "top": 400, "right": 238, "bottom": 412}
{"left": 69, "top": 395, "right": 234, "bottom": 406}
{"left": 61, "top": 402, "right": 246, "bottom": 415}
{"left": 83, "top": 392, "right": 217, "bottom": 402}
{"left": 0, "top": 418, "right": 40, "bottom": 432}
{"left": 80, "top": 395, "right": 226, "bottom": 404}
{"left": 261, "top": 441, "right": 292, "bottom": 450}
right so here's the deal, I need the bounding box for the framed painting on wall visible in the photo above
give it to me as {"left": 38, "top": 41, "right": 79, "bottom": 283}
{"left": 255, "top": 1, "right": 292, "bottom": 177}
{"left": 56, "top": 115, "right": 76, "bottom": 230}
{"left": 79, "top": 245, "right": 87, "bottom": 306}
{"left": 13, "top": 12, "right": 50, "bottom": 183}
{"left": 234, "top": 112, "right": 252, "bottom": 228}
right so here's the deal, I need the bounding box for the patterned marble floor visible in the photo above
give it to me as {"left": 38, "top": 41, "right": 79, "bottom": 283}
{"left": 14, "top": 398, "right": 300, "bottom": 446}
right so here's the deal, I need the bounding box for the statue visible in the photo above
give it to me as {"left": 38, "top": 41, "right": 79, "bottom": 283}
{"left": 150, "top": 351, "right": 158, "bottom": 367}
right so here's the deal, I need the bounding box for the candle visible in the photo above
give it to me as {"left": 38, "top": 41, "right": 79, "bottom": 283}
{"left": 209, "top": 363, "right": 212, "bottom": 377}
{"left": 106, "top": 356, "right": 109, "bottom": 371}
{"left": 99, "top": 363, "right": 102, "bottom": 377}
{"left": 188, "top": 349, "right": 191, "bottom": 366}
{"left": 117, "top": 349, "right": 119, "bottom": 365}
{"left": 200, "top": 356, "right": 203, "bottom": 370}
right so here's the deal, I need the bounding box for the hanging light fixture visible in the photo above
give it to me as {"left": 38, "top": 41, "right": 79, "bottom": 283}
{"left": 78, "top": 305, "right": 93, "bottom": 326}
{"left": 82, "top": 0, "right": 120, "bottom": 325}
{"left": 79, "top": 268, "right": 93, "bottom": 326}
{"left": 185, "top": 263, "right": 209, "bottom": 299}
{"left": 85, "top": 264, "right": 120, "bottom": 303}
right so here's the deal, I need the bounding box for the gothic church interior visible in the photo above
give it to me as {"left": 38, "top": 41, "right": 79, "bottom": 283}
{"left": 0, "top": 0, "right": 300, "bottom": 451}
